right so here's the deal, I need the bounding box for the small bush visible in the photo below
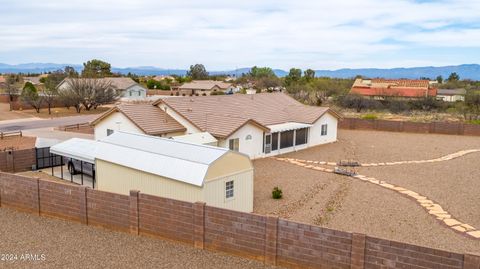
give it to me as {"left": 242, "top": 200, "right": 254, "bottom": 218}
{"left": 272, "top": 187, "right": 283, "bottom": 199}
{"left": 361, "top": 113, "right": 377, "bottom": 120}
{"left": 467, "top": 119, "right": 480, "bottom": 125}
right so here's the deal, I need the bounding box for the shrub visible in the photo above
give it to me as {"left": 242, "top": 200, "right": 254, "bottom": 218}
{"left": 467, "top": 119, "right": 480, "bottom": 125}
{"left": 272, "top": 187, "right": 283, "bottom": 199}
{"left": 361, "top": 113, "right": 377, "bottom": 120}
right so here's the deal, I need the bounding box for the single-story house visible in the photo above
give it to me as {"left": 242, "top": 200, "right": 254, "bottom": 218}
{"left": 51, "top": 132, "right": 254, "bottom": 212}
{"left": 350, "top": 78, "right": 437, "bottom": 99}
{"left": 174, "top": 80, "right": 233, "bottom": 96}
{"left": 436, "top": 89, "right": 466, "bottom": 102}
{"left": 92, "top": 93, "right": 341, "bottom": 159}
{"left": 91, "top": 103, "right": 186, "bottom": 140}
{"left": 57, "top": 77, "right": 147, "bottom": 99}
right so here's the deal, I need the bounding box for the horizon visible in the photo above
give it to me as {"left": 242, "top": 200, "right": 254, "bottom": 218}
{"left": 1, "top": 1, "right": 479, "bottom": 70}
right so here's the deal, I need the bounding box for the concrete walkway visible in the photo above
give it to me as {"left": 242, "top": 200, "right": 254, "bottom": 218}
{"left": 275, "top": 149, "right": 480, "bottom": 240}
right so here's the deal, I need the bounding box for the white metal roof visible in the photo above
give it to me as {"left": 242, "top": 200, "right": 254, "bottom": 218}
{"left": 49, "top": 138, "right": 97, "bottom": 163}
{"left": 96, "top": 132, "right": 230, "bottom": 186}
{"left": 267, "top": 122, "right": 313, "bottom": 133}
{"left": 171, "top": 132, "right": 217, "bottom": 145}
{"left": 35, "top": 137, "right": 62, "bottom": 148}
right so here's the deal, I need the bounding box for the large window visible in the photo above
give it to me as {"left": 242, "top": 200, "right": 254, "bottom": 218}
{"left": 280, "top": 130, "right": 294, "bottom": 149}
{"left": 225, "top": 180, "right": 234, "bottom": 199}
{"left": 229, "top": 138, "right": 239, "bottom": 151}
{"left": 321, "top": 124, "right": 328, "bottom": 136}
{"left": 272, "top": 133, "right": 278, "bottom": 151}
{"left": 295, "top": 128, "right": 308, "bottom": 145}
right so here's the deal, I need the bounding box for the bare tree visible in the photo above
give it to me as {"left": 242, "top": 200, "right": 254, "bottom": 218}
{"left": 21, "top": 82, "right": 43, "bottom": 113}
{"left": 4, "top": 75, "right": 20, "bottom": 111}
{"left": 62, "top": 78, "right": 120, "bottom": 113}
{"left": 43, "top": 70, "right": 67, "bottom": 114}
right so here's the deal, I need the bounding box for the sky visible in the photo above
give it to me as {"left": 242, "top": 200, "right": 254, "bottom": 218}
{"left": 0, "top": 0, "right": 479, "bottom": 70}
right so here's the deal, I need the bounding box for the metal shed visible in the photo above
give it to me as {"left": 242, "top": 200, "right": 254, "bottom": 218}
{"left": 52, "top": 132, "right": 254, "bottom": 212}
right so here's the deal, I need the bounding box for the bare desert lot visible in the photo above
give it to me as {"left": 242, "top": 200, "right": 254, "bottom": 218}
{"left": 254, "top": 129, "right": 480, "bottom": 254}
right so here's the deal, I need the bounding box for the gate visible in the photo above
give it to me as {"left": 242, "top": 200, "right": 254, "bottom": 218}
{"left": 35, "top": 147, "right": 63, "bottom": 169}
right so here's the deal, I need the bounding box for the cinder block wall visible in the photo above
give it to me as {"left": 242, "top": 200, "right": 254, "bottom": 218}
{"left": 0, "top": 172, "right": 479, "bottom": 269}
{"left": 339, "top": 118, "right": 480, "bottom": 136}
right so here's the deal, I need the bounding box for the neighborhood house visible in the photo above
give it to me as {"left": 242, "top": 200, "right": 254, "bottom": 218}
{"left": 57, "top": 77, "right": 147, "bottom": 99}
{"left": 92, "top": 93, "right": 340, "bottom": 159}
{"left": 436, "top": 88, "right": 466, "bottom": 102}
{"left": 51, "top": 132, "right": 254, "bottom": 212}
{"left": 350, "top": 78, "right": 437, "bottom": 99}
{"left": 173, "top": 80, "right": 233, "bottom": 96}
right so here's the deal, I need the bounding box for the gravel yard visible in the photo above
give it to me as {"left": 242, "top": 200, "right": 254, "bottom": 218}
{"left": 0, "top": 208, "right": 279, "bottom": 269}
{"left": 253, "top": 129, "right": 480, "bottom": 254}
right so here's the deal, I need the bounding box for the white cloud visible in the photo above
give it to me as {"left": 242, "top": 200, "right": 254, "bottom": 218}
{"left": 0, "top": 0, "right": 479, "bottom": 69}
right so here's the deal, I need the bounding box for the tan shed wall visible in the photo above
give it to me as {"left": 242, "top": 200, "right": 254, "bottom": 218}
{"left": 95, "top": 159, "right": 203, "bottom": 202}
{"left": 204, "top": 169, "right": 254, "bottom": 212}
{"left": 205, "top": 152, "right": 252, "bottom": 181}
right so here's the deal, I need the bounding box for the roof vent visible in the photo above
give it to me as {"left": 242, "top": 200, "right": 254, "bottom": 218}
{"left": 187, "top": 108, "right": 193, "bottom": 112}
{"left": 190, "top": 98, "right": 194, "bottom": 102}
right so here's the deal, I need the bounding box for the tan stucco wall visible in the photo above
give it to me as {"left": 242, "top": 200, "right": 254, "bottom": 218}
{"left": 205, "top": 152, "right": 252, "bottom": 181}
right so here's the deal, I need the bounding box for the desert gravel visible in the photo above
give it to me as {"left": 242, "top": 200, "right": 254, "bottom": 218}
{"left": 0, "top": 208, "right": 280, "bottom": 269}
{"left": 253, "top": 129, "right": 480, "bottom": 254}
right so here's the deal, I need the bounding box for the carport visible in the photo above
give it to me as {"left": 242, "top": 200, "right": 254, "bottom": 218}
{"left": 49, "top": 138, "right": 97, "bottom": 188}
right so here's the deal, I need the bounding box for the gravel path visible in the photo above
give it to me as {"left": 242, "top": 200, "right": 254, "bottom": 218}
{"left": 253, "top": 130, "right": 480, "bottom": 254}
{"left": 0, "top": 208, "right": 279, "bottom": 269}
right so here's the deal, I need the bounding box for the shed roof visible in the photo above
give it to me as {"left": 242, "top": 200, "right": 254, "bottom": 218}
{"left": 96, "top": 132, "right": 238, "bottom": 186}
{"left": 171, "top": 132, "right": 217, "bottom": 145}
{"left": 50, "top": 138, "right": 97, "bottom": 163}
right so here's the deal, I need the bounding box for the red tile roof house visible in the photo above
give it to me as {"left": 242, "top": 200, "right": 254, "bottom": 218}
{"left": 350, "top": 78, "right": 437, "bottom": 99}
{"left": 91, "top": 93, "right": 341, "bottom": 159}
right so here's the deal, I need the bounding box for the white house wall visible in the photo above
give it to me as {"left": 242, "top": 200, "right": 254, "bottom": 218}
{"left": 94, "top": 111, "right": 144, "bottom": 140}
{"left": 124, "top": 85, "right": 147, "bottom": 99}
{"left": 221, "top": 123, "right": 265, "bottom": 159}
{"left": 309, "top": 112, "right": 338, "bottom": 146}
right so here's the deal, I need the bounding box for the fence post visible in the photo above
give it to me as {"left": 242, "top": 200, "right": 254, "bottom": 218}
{"left": 464, "top": 253, "right": 480, "bottom": 269}
{"left": 351, "top": 233, "right": 366, "bottom": 269}
{"left": 193, "top": 202, "right": 206, "bottom": 249}
{"left": 35, "top": 178, "right": 41, "bottom": 215}
{"left": 79, "top": 186, "right": 88, "bottom": 225}
{"left": 265, "top": 216, "right": 279, "bottom": 266}
{"left": 129, "top": 190, "right": 140, "bottom": 235}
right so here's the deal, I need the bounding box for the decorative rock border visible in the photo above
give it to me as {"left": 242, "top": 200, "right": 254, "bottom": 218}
{"left": 275, "top": 151, "right": 480, "bottom": 240}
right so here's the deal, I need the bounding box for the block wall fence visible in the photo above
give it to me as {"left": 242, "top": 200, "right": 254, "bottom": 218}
{"left": 0, "top": 148, "right": 36, "bottom": 173}
{"left": 0, "top": 172, "right": 479, "bottom": 269}
{"left": 338, "top": 118, "right": 480, "bottom": 136}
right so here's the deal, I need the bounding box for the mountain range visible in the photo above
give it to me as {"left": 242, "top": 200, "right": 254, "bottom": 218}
{"left": 1, "top": 63, "right": 479, "bottom": 80}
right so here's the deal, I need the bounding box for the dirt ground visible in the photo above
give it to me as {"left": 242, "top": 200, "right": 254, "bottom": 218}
{"left": 253, "top": 129, "right": 480, "bottom": 254}
{"left": 0, "top": 103, "right": 33, "bottom": 121}
{"left": 0, "top": 208, "right": 279, "bottom": 269}
{"left": 0, "top": 135, "right": 36, "bottom": 150}
{"left": 21, "top": 106, "right": 110, "bottom": 119}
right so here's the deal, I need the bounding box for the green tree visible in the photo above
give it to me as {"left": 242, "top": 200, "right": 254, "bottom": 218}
{"left": 248, "top": 66, "right": 276, "bottom": 78}
{"left": 447, "top": 72, "right": 460, "bottom": 82}
{"left": 65, "top": 66, "right": 79, "bottom": 77}
{"left": 304, "top": 69, "right": 315, "bottom": 82}
{"left": 81, "top": 59, "right": 112, "bottom": 78}
{"left": 21, "top": 82, "right": 43, "bottom": 113}
{"left": 186, "top": 64, "right": 209, "bottom": 80}
{"left": 436, "top": 75, "right": 443, "bottom": 84}
{"left": 285, "top": 68, "right": 302, "bottom": 85}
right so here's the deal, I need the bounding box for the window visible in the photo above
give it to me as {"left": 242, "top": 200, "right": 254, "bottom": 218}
{"left": 295, "top": 128, "right": 308, "bottom": 145}
{"left": 271, "top": 133, "right": 278, "bottom": 151}
{"left": 245, "top": 134, "right": 252, "bottom": 140}
{"left": 225, "top": 180, "right": 234, "bottom": 199}
{"left": 229, "top": 138, "right": 239, "bottom": 151}
{"left": 321, "top": 124, "right": 328, "bottom": 136}
{"left": 280, "top": 130, "right": 294, "bottom": 149}
{"left": 138, "top": 91, "right": 141, "bottom": 96}
{"left": 106, "top": 129, "right": 114, "bottom": 136}
{"left": 129, "top": 91, "right": 132, "bottom": 96}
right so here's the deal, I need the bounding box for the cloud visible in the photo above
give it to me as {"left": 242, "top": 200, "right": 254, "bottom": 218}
{"left": 0, "top": 0, "right": 479, "bottom": 69}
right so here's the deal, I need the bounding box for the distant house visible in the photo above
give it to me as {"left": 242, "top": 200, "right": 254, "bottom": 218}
{"left": 350, "top": 78, "right": 437, "bottom": 99}
{"left": 92, "top": 93, "right": 341, "bottom": 159}
{"left": 57, "top": 77, "right": 147, "bottom": 99}
{"left": 24, "top": 76, "right": 43, "bottom": 85}
{"left": 437, "top": 89, "right": 466, "bottom": 102}
{"left": 152, "top": 75, "right": 175, "bottom": 81}
{"left": 175, "top": 80, "right": 233, "bottom": 96}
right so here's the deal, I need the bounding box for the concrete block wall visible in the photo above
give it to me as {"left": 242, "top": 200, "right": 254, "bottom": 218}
{"left": 0, "top": 148, "right": 35, "bottom": 173}
{"left": 0, "top": 172, "right": 479, "bottom": 269}
{"left": 339, "top": 118, "right": 480, "bottom": 136}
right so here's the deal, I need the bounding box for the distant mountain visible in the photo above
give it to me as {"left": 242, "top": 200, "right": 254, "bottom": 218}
{"left": 0, "top": 63, "right": 479, "bottom": 80}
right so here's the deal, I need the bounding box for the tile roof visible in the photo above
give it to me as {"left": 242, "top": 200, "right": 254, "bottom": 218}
{"left": 156, "top": 93, "right": 339, "bottom": 138}
{"left": 91, "top": 103, "right": 186, "bottom": 135}
{"left": 62, "top": 77, "right": 141, "bottom": 90}
{"left": 351, "top": 78, "right": 437, "bottom": 97}
{"left": 437, "top": 88, "right": 466, "bottom": 95}
{"left": 179, "top": 80, "right": 232, "bottom": 90}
